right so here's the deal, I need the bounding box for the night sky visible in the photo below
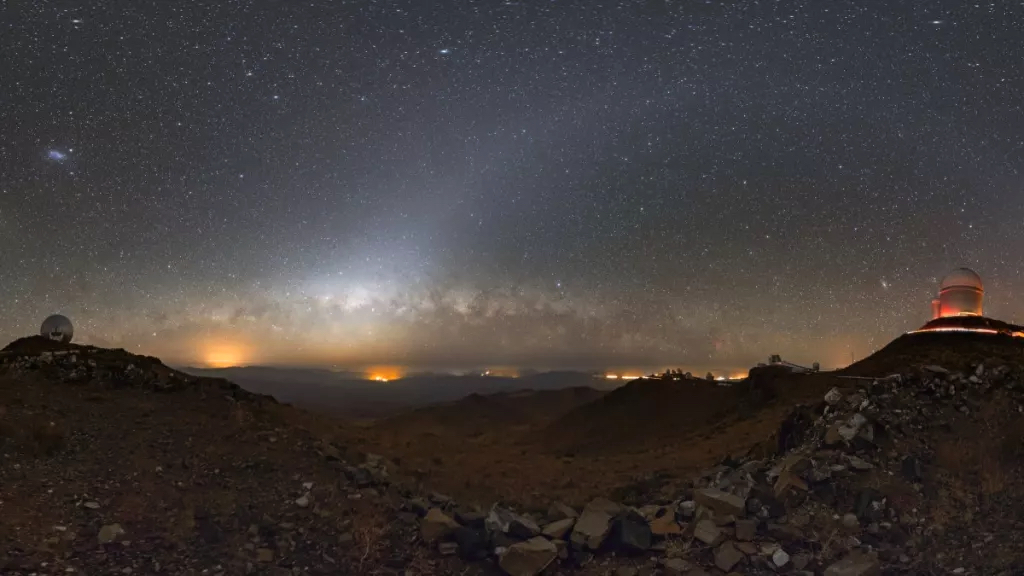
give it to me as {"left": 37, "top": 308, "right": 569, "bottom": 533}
{"left": 2, "top": 2, "right": 1023, "bottom": 373}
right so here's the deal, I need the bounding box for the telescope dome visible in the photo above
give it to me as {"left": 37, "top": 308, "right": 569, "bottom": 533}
{"left": 40, "top": 315, "right": 74, "bottom": 343}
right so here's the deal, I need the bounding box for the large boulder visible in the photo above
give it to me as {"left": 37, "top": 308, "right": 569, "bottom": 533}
{"left": 570, "top": 498, "right": 621, "bottom": 550}
{"left": 498, "top": 537, "right": 557, "bottom": 576}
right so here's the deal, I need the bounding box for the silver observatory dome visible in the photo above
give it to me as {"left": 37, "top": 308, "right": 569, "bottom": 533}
{"left": 40, "top": 314, "right": 74, "bottom": 343}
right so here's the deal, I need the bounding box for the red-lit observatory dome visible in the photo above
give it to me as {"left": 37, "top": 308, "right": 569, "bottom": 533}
{"left": 931, "top": 268, "right": 984, "bottom": 319}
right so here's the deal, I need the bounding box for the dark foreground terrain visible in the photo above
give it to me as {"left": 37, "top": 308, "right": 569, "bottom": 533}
{"left": 3, "top": 333, "right": 1024, "bottom": 575}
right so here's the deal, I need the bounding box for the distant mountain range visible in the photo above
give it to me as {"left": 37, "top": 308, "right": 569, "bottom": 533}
{"left": 177, "top": 365, "right": 618, "bottom": 419}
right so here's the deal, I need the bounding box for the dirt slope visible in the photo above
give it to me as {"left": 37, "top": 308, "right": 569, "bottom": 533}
{"left": 0, "top": 338, "right": 475, "bottom": 575}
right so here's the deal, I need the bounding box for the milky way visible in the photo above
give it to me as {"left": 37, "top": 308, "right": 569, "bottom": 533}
{"left": 2, "top": 2, "right": 1023, "bottom": 372}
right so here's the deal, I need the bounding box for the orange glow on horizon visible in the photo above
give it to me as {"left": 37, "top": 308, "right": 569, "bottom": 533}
{"left": 365, "top": 366, "right": 404, "bottom": 382}
{"left": 202, "top": 342, "right": 250, "bottom": 368}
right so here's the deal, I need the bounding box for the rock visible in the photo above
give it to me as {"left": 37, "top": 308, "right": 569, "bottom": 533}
{"left": 792, "top": 553, "right": 810, "bottom": 570}
{"left": 734, "top": 518, "right": 757, "bottom": 541}
{"left": 547, "top": 502, "right": 578, "bottom": 521}
{"left": 924, "top": 365, "right": 949, "bottom": 374}
{"left": 901, "top": 456, "right": 923, "bottom": 482}
{"left": 454, "top": 508, "right": 487, "bottom": 528}
{"left": 97, "top": 523, "right": 124, "bottom": 544}
{"left": 693, "top": 519, "right": 723, "bottom": 546}
{"left": 662, "top": 558, "right": 692, "bottom": 574}
{"left": 453, "top": 526, "right": 488, "bottom": 560}
{"left": 842, "top": 513, "right": 860, "bottom": 530}
{"left": 773, "top": 469, "right": 808, "bottom": 496}
{"left": 541, "top": 518, "right": 575, "bottom": 540}
{"left": 824, "top": 423, "right": 845, "bottom": 445}
{"left": 848, "top": 456, "right": 874, "bottom": 470}
{"left": 570, "top": 498, "right": 620, "bottom": 550}
{"left": 407, "top": 497, "right": 431, "bottom": 516}
{"left": 824, "top": 387, "right": 843, "bottom": 405}
{"left": 256, "top": 548, "right": 274, "bottom": 563}
{"left": 714, "top": 541, "right": 745, "bottom": 572}
{"left": 678, "top": 500, "right": 696, "bottom": 518}
{"left": 735, "top": 541, "right": 757, "bottom": 555}
{"left": 83, "top": 501, "right": 101, "bottom": 509}
{"left": 295, "top": 492, "right": 310, "bottom": 508}
{"left": 498, "top": 537, "right": 557, "bottom": 576}
{"left": 438, "top": 541, "right": 458, "bottom": 556}
{"left": 485, "top": 505, "right": 516, "bottom": 535}
{"left": 823, "top": 551, "right": 880, "bottom": 576}
{"left": 609, "top": 510, "right": 651, "bottom": 554}
{"left": 508, "top": 513, "right": 541, "bottom": 539}
{"left": 693, "top": 488, "right": 746, "bottom": 516}
{"left": 772, "top": 548, "right": 790, "bottom": 567}
{"left": 838, "top": 413, "right": 868, "bottom": 441}
{"left": 649, "top": 507, "right": 682, "bottom": 535}
{"left": 421, "top": 508, "right": 460, "bottom": 542}
{"left": 553, "top": 539, "right": 568, "bottom": 560}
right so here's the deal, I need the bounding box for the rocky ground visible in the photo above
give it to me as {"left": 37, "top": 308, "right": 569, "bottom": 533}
{"left": 3, "top": 336, "right": 1024, "bottom": 575}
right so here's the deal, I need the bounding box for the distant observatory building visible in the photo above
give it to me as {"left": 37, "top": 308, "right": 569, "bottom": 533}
{"left": 930, "top": 268, "right": 984, "bottom": 319}
{"left": 40, "top": 314, "right": 74, "bottom": 343}
{"left": 914, "top": 268, "right": 1024, "bottom": 337}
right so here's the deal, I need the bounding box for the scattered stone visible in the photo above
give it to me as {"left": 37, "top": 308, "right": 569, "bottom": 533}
{"left": 83, "top": 501, "right": 101, "bottom": 509}
{"left": 772, "top": 548, "right": 791, "bottom": 567}
{"left": 508, "top": 513, "right": 541, "bottom": 539}
{"left": 824, "top": 550, "right": 881, "bottom": 576}
{"left": 824, "top": 387, "right": 843, "bottom": 405}
{"left": 498, "top": 537, "right": 557, "bottom": 576}
{"left": 693, "top": 488, "right": 746, "bottom": 516}
{"left": 454, "top": 526, "right": 488, "bottom": 560}
{"left": 734, "top": 518, "right": 757, "bottom": 541}
{"left": 97, "top": 524, "right": 124, "bottom": 545}
{"left": 609, "top": 510, "right": 651, "bottom": 554}
{"left": 547, "top": 502, "right": 578, "bottom": 521}
{"left": 678, "top": 500, "right": 697, "bottom": 518}
{"left": 693, "top": 519, "right": 723, "bottom": 546}
{"left": 649, "top": 506, "right": 682, "bottom": 535}
{"left": 421, "top": 508, "right": 460, "bottom": 542}
{"left": 295, "top": 492, "right": 310, "bottom": 508}
{"left": 437, "top": 541, "right": 458, "bottom": 556}
{"left": 714, "top": 541, "right": 745, "bottom": 572}
{"left": 848, "top": 455, "right": 874, "bottom": 470}
{"left": 570, "top": 498, "right": 620, "bottom": 550}
{"left": 662, "top": 558, "right": 692, "bottom": 574}
{"left": 541, "top": 518, "right": 575, "bottom": 540}
{"left": 842, "top": 513, "right": 860, "bottom": 530}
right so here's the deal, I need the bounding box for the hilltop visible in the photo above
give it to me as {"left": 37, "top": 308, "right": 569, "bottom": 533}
{"left": 0, "top": 337, "right": 474, "bottom": 575}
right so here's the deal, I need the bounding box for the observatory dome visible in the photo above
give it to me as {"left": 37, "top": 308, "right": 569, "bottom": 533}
{"left": 40, "top": 314, "right": 74, "bottom": 344}
{"left": 931, "top": 268, "right": 984, "bottom": 319}
{"left": 940, "top": 268, "right": 984, "bottom": 291}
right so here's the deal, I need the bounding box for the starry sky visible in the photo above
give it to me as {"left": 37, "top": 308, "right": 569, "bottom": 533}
{"left": 2, "top": 1, "right": 1023, "bottom": 373}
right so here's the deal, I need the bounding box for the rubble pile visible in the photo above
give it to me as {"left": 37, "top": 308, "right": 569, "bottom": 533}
{"left": 396, "top": 362, "right": 1024, "bottom": 575}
